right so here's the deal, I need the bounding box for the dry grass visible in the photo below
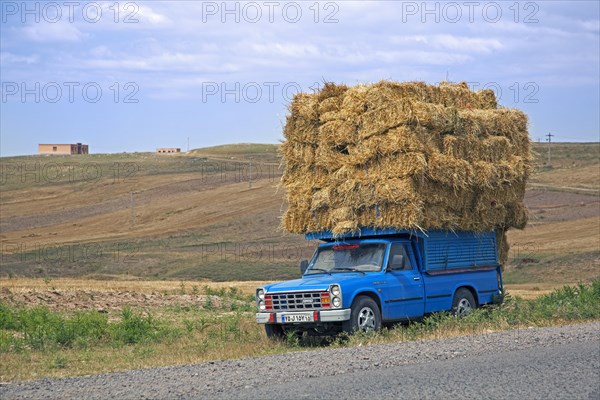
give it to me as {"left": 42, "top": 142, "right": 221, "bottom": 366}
{"left": 507, "top": 216, "right": 599, "bottom": 255}
{"left": 505, "top": 283, "right": 565, "bottom": 300}
{"left": 1, "top": 178, "right": 282, "bottom": 249}
{"left": 0, "top": 278, "right": 271, "bottom": 296}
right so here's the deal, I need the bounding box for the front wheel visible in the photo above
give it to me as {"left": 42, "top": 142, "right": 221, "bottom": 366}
{"left": 452, "top": 288, "right": 476, "bottom": 317}
{"left": 342, "top": 296, "right": 382, "bottom": 334}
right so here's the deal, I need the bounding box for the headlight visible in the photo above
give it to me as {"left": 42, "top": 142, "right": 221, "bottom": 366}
{"left": 332, "top": 297, "right": 341, "bottom": 308}
{"left": 258, "top": 300, "right": 266, "bottom": 310}
{"left": 331, "top": 285, "right": 340, "bottom": 297}
{"left": 257, "top": 289, "right": 265, "bottom": 300}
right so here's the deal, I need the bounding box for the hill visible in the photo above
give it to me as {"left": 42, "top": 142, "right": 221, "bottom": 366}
{"left": 0, "top": 143, "right": 598, "bottom": 285}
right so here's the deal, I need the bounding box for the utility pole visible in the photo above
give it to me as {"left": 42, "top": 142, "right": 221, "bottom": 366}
{"left": 187, "top": 137, "right": 190, "bottom": 152}
{"left": 546, "top": 132, "right": 554, "bottom": 165}
{"left": 130, "top": 191, "right": 135, "bottom": 228}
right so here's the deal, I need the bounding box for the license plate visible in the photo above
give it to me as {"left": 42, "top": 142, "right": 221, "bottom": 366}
{"left": 281, "top": 313, "right": 313, "bottom": 323}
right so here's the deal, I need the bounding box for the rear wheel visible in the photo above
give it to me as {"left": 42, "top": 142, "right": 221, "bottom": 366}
{"left": 342, "top": 296, "right": 382, "bottom": 334}
{"left": 264, "top": 324, "right": 285, "bottom": 340}
{"left": 452, "top": 288, "right": 476, "bottom": 317}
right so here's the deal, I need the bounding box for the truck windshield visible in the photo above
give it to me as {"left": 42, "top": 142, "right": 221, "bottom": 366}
{"left": 307, "top": 243, "right": 386, "bottom": 274}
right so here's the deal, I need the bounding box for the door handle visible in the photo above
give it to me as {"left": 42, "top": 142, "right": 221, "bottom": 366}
{"left": 413, "top": 276, "right": 421, "bottom": 281}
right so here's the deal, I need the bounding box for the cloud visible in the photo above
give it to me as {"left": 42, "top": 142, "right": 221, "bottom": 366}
{"left": 89, "top": 46, "right": 113, "bottom": 58}
{"left": 579, "top": 19, "right": 600, "bottom": 33}
{"left": 390, "top": 35, "right": 503, "bottom": 54}
{"left": 250, "top": 43, "right": 320, "bottom": 58}
{"left": 136, "top": 5, "right": 171, "bottom": 24}
{"left": 22, "top": 21, "right": 86, "bottom": 42}
{"left": 82, "top": 51, "right": 240, "bottom": 73}
{"left": 0, "top": 52, "right": 40, "bottom": 65}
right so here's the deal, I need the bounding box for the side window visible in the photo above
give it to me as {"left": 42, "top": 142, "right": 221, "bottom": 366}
{"left": 387, "top": 244, "right": 413, "bottom": 271}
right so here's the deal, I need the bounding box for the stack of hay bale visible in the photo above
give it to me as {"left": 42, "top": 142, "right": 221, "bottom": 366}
{"left": 280, "top": 81, "right": 532, "bottom": 265}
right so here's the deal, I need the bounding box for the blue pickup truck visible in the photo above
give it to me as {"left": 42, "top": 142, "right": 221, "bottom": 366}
{"left": 256, "top": 228, "right": 504, "bottom": 338}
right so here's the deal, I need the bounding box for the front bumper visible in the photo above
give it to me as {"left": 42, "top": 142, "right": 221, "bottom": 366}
{"left": 256, "top": 309, "right": 351, "bottom": 324}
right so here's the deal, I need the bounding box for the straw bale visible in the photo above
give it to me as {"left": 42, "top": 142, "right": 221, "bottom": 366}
{"left": 310, "top": 187, "right": 334, "bottom": 210}
{"left": 456, "top": 108, "right": 528, "bottom": 139}
{"left": 420, "top": 204, "right": 459, "bottom": 230}
{"left": 368, "top": 153, "right": 428, "bottom": 179}
{"left": 443, "top": 135, "right": 512, "bottom": 163}
{"left": 437, "top": 81, "right": 498, "bottom": 109}
{"left": 317, "top": 82, "right": 348, "bottom": 101}
{"left": 504, "top": 202, "right": 529, "bottom": 229}
{"left": 289, "top": 92, "right": 319, "bottom": 120}
{"left": 335, "top": 179, "right": 374, "bottom": 209}
{"left": 280, "top": 141, "right": 317, "bottom": 167}
{"left": 280, "top": 80, "right": 530, "bottom": 237}
{"left": 283, "top": 116, "right": 319, "bottom": 144}
{"left": 372, "top": 203, "right": 424, "bottom": 230}
{"left": 415, "top": 180, "right": 475, "bottom": 209}
{"left": 319, "top": 96, "right": 344, "bottom": 114}
{"left": 319, "top": 120, "right": 358, "bottom": 146}
{"left": 478, "top": 89, "right": 498, "bottom": 109}
{"left": 346, "top": 127, "right": 425, "bottom": 164}
{"left": 318, "top": 95, "right": 346, "bottom": 123}
{"left": 372, "top": 178, "right": 418, "bottom": 204}
{"left": 356, "top": 102, "right": 410, "bottom": 139}
{"left": 330, "top": 207, "right": 355, "bottom": 222}
{"left": 408, "top": 102, "right": 460, "bottom": 133}
{"left": 331, "top": 164, "right": 368, "bottom": 181}
{"left": 315, "top": 145, "right": 349, "bottom": 171}
{"left": 427, "top": 152, "right": 474, "bottom": 190}
{"left": 332, "top": 220, "right": 359, "bottom": 236}
{"left": 496, "top": 228, "right": 509, "bottom": 267}
{"left": 339, "top": 84, "right": 370, "bottom": 117}
{"left": 281, "top": 164, "right": 328, "bottom": 191}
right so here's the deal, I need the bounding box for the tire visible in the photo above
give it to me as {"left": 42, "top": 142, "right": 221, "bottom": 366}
{"left": 452, "top": 288, "right": 476, "bottom": 317}
{"left": 264, "top": 324, "right": 285, "bottom": 340}
{"left": 342, "top": 296, "right": 382, "bottom": 334}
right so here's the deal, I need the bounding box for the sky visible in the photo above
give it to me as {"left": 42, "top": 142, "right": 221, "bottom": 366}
{"left": 1, "top": 0, "right": 599, "bottom": 156}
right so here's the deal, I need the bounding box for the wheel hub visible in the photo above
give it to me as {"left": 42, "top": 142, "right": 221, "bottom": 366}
{"left": 357, "top": 307, "right": 376, "bottom": 331}
{"left": 457, "top": 298, "right": 473, "bottom": 317}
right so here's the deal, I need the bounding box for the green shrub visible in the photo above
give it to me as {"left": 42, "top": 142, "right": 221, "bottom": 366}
{"left": 110, "top": 306, "right": 178, "bottom": 345}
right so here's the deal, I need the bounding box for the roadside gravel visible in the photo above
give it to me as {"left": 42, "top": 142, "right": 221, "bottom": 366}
{"left": 1, "top": 322, "right": 598, "bottom": 399}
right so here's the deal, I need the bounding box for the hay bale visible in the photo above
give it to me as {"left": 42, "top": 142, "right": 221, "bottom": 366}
{"left": 427, "top": 151, "right": 474, "bottom": 190}
{"left": 443, "top": 134, "right": 512, "bottom": 162}
{"left": 368, "top": 153, "right": 428, "bottom": 179}
{"left": 496, "top": 228, "right": 510, "bottom": 267}
{"left": 319, "top": 120, "right": 358, "bottom": 146}
{"left": 280, "top": 80, "right": 531, "bottom": 239}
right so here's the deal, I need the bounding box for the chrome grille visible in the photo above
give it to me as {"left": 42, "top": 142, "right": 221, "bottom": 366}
{"left": 269, "top": 292, "right": 324, "bottom": 310}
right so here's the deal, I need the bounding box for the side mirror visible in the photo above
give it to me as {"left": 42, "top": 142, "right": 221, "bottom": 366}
{"left": 300, "top": 259, "right": 309, "bottom": 275}
{"left": 387, "top": 254, "right": 404, "bottom": 272}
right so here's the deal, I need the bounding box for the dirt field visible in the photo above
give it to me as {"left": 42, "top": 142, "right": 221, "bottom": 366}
{"left": 0, "top": 143, "right": 598, "bottom": 285}
{"left": 0, "top": 278, "right": 266, "bottom": 314}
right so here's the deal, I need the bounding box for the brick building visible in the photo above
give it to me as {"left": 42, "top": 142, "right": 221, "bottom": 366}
{"left": 156, "top": 148, "right": 181, "bottom": 153}
{"left": 38, "top": 143, "right": 89, "bottom": 155}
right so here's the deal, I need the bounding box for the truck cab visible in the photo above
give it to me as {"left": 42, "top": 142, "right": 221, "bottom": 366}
{"left": 256, "top": 229, "right": 504, "bottom": 338}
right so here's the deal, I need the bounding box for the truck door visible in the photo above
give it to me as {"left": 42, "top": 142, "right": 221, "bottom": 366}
{"left": 381, "top": 243, "right": 425, "bottom": 320}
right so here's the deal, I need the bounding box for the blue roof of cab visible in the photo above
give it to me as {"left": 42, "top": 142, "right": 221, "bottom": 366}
{"left": 306, "top": 228, "right": 424, "bottom": 241}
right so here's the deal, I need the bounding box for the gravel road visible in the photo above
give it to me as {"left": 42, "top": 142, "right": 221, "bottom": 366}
{"left": 2, "top": 322, "right": 598, "bottom": 400}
